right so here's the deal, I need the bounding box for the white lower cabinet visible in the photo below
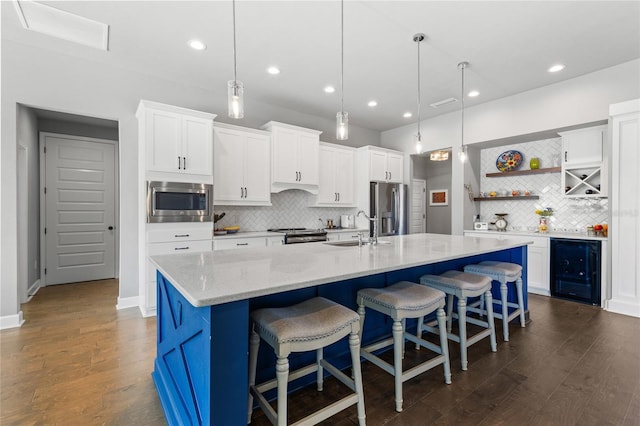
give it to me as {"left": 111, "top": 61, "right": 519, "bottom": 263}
{"left": 145, "top": 225, "right": 212, "bottom": 317}
{"left": 463, "top": 231, "right": 549, "bottom": 296}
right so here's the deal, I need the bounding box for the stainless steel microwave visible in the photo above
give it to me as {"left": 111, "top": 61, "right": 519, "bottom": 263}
{"left": 146, "top": 181, "right": 213, "bottom": 223}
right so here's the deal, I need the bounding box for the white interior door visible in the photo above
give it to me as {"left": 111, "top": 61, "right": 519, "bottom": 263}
{"left": 410, "top": 179, "right": 426, "bottom": 234}
{"left": 42, "top": 133, "right": 116, "bottom": 285}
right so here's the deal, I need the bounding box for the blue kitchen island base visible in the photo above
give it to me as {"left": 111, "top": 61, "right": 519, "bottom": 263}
{"left": 151, "top": 240, "right": 528, "bottom": 425}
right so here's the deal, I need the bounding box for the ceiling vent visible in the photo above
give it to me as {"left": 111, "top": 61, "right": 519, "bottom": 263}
{"left": 13, "top": 0, "right": 109, "bottom": 51}
{"left": 429, "top": 97, "right": 458, "bottom": 108}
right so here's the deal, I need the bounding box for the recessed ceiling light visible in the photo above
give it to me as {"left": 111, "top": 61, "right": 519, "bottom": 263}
{"left": 266, "top": 66, "right": 280, "bottom": 75}
{"left": 188, "top": 39, "right": 206, "bottom": 50}
{"left": 403, "top": 112, "right": 412, "bottom": 118}
{"left": 468, "top": 90, "right": 480, "bottom": 97}
{"left": 368, "top": 100, "right": 378, "bottom": 107}
{"left": 548, "top": 64, "right": 565, "bottom": 73}
{"left": 324, "top": 86, "right": 336, "bottom": 93}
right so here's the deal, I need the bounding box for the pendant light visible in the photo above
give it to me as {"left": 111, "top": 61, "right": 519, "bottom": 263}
{"left": 458, "top": 61, "right": 469, "bottom": 162}
{"left": 228, "top": 0, "right": 244, "bottom": 119}
{"left": 413, "top": 33, "right": 425, "bottom": 153}
{"left": 336, "top": 0, "right": 348, "bottom": 140}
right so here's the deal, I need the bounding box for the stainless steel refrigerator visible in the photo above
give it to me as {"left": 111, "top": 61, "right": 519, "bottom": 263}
{"left": 370, "top": 182, "right": 408, "bottom": 237}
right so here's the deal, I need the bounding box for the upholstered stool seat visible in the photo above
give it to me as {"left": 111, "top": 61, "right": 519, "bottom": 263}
{"left": 419, "top": 271, "right": 497, "bottom": 371}
{"left": 464, "top": 261, "right": 526, "bottom": 341}
{"left": 248, "top": 297, "right": 366, "bottom": 426}
{"left": 357, "top": 281, "right": 451, "bottom": 412}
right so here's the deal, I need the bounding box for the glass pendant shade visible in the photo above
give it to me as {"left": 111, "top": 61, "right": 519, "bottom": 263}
{"left": 415, "top": 133, "right": 423, "bottom": 154}
{"left": 458, "top": 145, "right": 467, "bottom": 162}
{"left": 227, "top": 80, "right": 244, "bottom": 119}
{"left": 336, "top": 111, "right": 348, "bottom": 140}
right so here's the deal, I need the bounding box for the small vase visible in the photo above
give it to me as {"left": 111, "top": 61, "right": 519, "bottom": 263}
{"left": 538, "top": 217, "right": 548, "bottom": 233}
{"left": 530, "top": 157, "right": 540, "bottom": 170}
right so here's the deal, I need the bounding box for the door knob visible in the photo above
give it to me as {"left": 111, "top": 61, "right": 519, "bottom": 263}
{"left": 108, "top": 226, "right": 114, "bottom": 230}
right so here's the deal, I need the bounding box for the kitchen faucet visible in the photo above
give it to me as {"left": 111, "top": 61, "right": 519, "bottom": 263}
{"left": 357, "top": 210, "right": 378, "bottom": 245}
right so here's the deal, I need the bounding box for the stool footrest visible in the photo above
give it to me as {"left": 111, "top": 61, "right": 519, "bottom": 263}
{"left": 292, "top": 394, "right": 360, "bottom": 426}
{"left": 255, "top": 363, "right": 318, "bottom": 394}
{"left": 320, "top": 359, "right": 357, "bottom": 392}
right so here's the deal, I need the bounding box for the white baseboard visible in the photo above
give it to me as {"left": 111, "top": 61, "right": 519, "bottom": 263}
{"left": 604, "top": 299, "right": 640, "bottom": 318}
{"left": 116, "top": 295, "right": 139, "bottom": 311}
{"left": 0, "top": 311, "right": 25, "bottom": 329}
{"left": 527, "top": 287, "right": 550, "bottom": 297}
{"left": 27, "top": 279, "right": 41, "bottom": 302}
{"left": 139, "top": 304, "right": 157, "bottom": 318}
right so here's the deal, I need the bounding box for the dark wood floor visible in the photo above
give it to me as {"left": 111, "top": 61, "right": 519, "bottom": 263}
{"left": 1, "top": 281, "right": 639, "bottom": 425}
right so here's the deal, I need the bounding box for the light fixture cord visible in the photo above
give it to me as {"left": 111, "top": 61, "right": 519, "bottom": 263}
{"left": 417, "top": 37, "right": 421, "bottom": 140}
{"left": 340, "top": 0, "right": 344, "bottom": 114}
{"left": 461, "top": 63, "right": 465, "bottom": 149}
{"left": 232, "top": 0, "right": 237, "bottom": 82}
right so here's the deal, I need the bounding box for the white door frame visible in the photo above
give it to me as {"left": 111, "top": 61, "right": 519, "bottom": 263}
{"left": 410, "top": 178, "right": 427, "bottom": 234}
{"left": 39, "top": 132, "right": 119, "bottom": 286}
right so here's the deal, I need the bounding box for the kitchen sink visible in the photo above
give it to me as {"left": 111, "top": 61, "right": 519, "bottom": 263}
{"left": 324, "top": 240, "right": 361, "bottom": 247}
{"left": 323, "top": 240, "right": 392, "bottom": 247}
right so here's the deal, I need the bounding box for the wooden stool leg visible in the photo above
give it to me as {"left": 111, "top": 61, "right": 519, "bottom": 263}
{"left": 516, "top": 277, "right": 526, "bottom": 327}
{"left": 458, "top": 297, "right": 468, "bottom": 371}
{"left": 446, "top": 294, "right": 454, "bottom": 333}
{"left": 276, "top": 356, "right": 289, "bottom": 426}
{"left": 499, "top": 280, "right": 509, "bottom": 341}
{"left": 357, "top": 303, "right": 366, "bottom": 338}
{"left": 247, "top": 329, "right": 260, "bottom": 424}
{"left": 349, "top": 331, "right": 366, "bottom": 426}
{"left": 316, "top": 348, "right": 324, "bottom": 391}
{"left": 392, "top": 320, "right": 404, "bottom": 412}
{"left": 436, "top": 307, "right": 452, "bottom": 384}
{"left": 485, "top": 290, "right": 497, "bottom": 352}
{"left": 415, "top": 315, "right": 424, "bottom": 350}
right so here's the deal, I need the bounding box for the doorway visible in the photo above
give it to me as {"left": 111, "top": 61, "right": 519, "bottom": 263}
{"left": 40, "top": 133, "right": 117, "bottom": 285}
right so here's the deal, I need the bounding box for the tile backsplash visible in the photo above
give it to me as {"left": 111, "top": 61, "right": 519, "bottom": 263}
{"left": 479, "top": 137, "right": 608, "bottom": 232}
{"left": 214, "top": 190, "right": 358, "bottom": 231}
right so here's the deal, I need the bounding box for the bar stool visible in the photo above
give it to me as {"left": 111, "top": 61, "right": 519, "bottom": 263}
{"left": 247, "top": 297, "right": 366, "bottom": 426}
{"left": 463, "top": 261, "right": 526, "bottom": 341}
{"left": 419, "top": 271, "right": 497, "bottom": 371}
{"left": 357, "top": 281, "right": 451, "bottom": 413}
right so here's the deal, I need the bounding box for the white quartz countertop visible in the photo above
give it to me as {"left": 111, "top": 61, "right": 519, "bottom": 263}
{"left": 150, "top": 233, "right": 532, "bottom": 308}
{"left": 464, "top": 229, "right": 607, "bottom": 241}
{"left": 213, "top": 231, "right": 283, "bottom": 239}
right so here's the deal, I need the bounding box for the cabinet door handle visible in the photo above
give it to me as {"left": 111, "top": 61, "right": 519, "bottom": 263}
{"left": 174, "top": 234, "right": 190, "bottom": 238}
{"left": 388, "top": 172, "right": 391, "bottom": 180}
{"left": 564, "top": 151, "right": 567, "bottom": 162}
{"left": 174, "top": 246, "right": 190, "bottom": 251}
{"left": 244, "top": 187, "right": 247, "bottom": 198}
{"left": 337, "top": 192, "right": 340, "bottom": 201}
{"left": 240, "top": 187, "right": 244, "bottom": 198}
{"left": 178, "top": 156, "right": 181, "bottom": 170}
{"left": 183, "top": 157, "right": 186, "bottom": 170}
{"left": 236, "top": 243, "right": 249, "bottom": 246}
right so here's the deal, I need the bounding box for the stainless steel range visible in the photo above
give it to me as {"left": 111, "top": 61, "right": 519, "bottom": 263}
{"left": 268, "top": 228, "right": 327, "bottom": 244}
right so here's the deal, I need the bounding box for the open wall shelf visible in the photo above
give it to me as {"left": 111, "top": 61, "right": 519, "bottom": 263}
{"left": 485, "top": 167, "right": 561, "bottom": 178}
{"left": 473, "top": 196, "right": 540, "bottom": 201}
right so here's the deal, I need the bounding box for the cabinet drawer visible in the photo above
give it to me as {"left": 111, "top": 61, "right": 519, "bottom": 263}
{"left": 214, "top": 237, "right": 266, "bottom": 250}
{"left": 147, "top": 227, "right": 212, "bottom": 243}
{"left": 148, "top": 239, "right": 212, "bottom": 256}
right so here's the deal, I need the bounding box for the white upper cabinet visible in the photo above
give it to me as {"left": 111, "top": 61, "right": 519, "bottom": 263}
{"left": 313, "top": 142, "right": 356, "bottom": 206}
{"left": 559, "top": 125, "right": 607, "bottom": 198}
{"left": 559, "top": 125, "right": 605, "bottom": 166}
{"left": 363, "top": 146, "right": 404, "bottom": 183}
{"left": 138, "top": 100, "right": 215, "bottom": 177}
{"left": 262, "top": 121, "right": 322, "bottom": 193}
{"left": 214, "top": 123, "right": 271, "bottom": 206}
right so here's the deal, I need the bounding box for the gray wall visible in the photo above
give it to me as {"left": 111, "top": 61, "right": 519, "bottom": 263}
{"left": 16, "top": 105, "right": 39, "bottom": 298}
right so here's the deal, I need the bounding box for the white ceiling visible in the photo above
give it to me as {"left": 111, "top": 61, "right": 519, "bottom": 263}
{"left": 4, "top": 1, "right": 640, "bottom": 132}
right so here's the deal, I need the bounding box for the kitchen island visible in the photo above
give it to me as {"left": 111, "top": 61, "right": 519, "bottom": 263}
{"left": 150, "top": 233, "right": 531, "bottom": 425}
